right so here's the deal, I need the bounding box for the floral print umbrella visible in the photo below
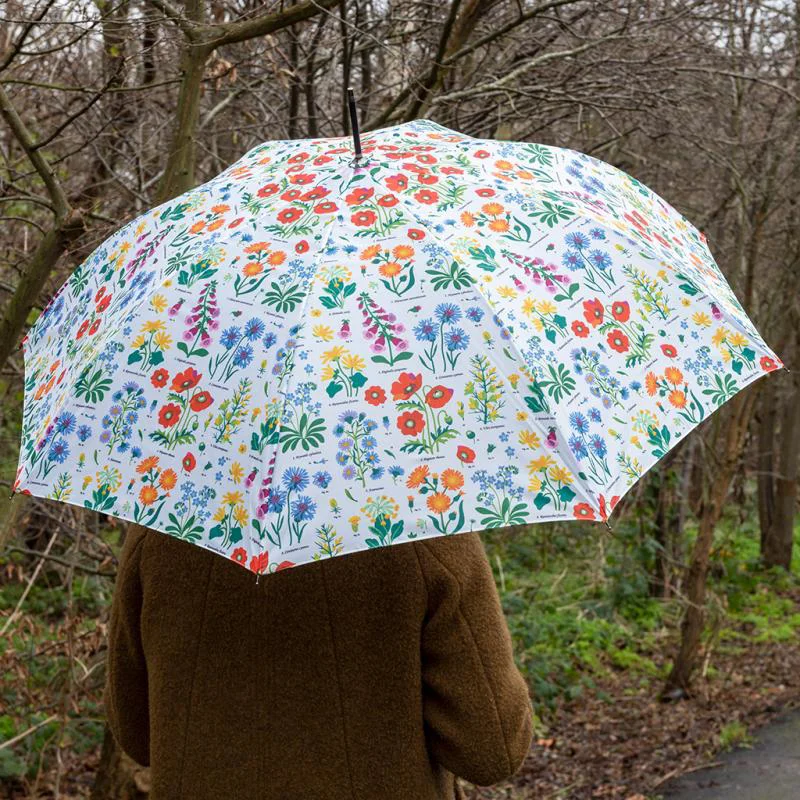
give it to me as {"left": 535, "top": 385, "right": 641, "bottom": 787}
{"left": 15, "top": 120, "right": 782, "bottom": 575}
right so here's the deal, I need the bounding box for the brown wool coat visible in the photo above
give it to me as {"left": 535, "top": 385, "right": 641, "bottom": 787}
{"left": 105, "top": 527, "right": 533, "bottom": 799}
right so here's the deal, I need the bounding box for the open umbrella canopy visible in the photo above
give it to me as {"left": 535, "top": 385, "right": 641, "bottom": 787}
{"left": 15, "top": 119, "right": 782, "bottom": 574}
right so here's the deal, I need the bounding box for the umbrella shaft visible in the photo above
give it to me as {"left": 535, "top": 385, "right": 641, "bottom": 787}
{"left": 347, "top": 87, "right": 362, "bottom": 161}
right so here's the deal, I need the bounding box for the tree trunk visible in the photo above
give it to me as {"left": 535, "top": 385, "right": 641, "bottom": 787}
{"left": 0, "top": 211, "right": 85, "bottom": 371}
{"left": 762, "top": 370, "right": 800, "bottom": 569}
{"left": 662, "top": 387, "right": 759, "bottom": 697}
{"left": 757, "top": 380, "right": 777, "bottom": 549}
{"left": 91, "top": 729, "right": 150, "bottom": 800}
{"left": 652, "top": 465, "right": 670, "bottom": 598}
{"left": 156, "top": 0, "right": 210, "bottom": 204}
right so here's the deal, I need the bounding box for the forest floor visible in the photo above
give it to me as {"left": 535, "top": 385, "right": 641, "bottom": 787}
{"left": 462, "top": 523, "right": 800, "bottom": 800}
{"left": 464, "top": 620, "right": 800, "bottom": 799}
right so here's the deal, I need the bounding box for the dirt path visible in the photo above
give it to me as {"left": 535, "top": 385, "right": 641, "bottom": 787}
{"left": 662, "top": 710, "right": 800, "bottom": 799}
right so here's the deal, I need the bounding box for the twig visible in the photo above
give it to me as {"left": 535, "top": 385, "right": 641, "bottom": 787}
{"left": 1, "top": 529, "right": 59, "bottom": 636}
{"left": 6, "top": 546, "right": 115, "bottom": 577}
{"left": 0, "top": 715, "right": 58, "bottom": 752}
{"left": 651, "top": 760, "right": 724, "bottom": 790}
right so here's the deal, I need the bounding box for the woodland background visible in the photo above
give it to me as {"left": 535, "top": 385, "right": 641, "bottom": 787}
{"left": 1, "top": 1, "right": 800, "bottom": 798}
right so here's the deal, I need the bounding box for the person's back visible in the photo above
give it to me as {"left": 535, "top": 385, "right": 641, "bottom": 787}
{"left": 106, "top": 528, "right": 533, "bottom": 799}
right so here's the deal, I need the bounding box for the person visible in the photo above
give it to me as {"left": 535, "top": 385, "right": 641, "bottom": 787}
{"left": 105, "top": 525, "right": 534, "bottom": 799}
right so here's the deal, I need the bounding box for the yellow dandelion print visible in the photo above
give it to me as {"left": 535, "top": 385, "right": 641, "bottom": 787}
{"left": 528, "top": 454, "right": 554, "bottom": 472}
{"left": 497, "top": 285, "right": 518, "bottom": 300}
{"left": 536, "top": 299, "right": 557, "bottom": 316}
{"left": 142, "top": 319, "right": 165, "bottom": 333}
{"left": 322, "top": 345, "right": 346, "bottom": 363}
{"left": 522, "top": 297, "right": 535, "bottom": 316}
{"left": 341, "top": 353, "right": 366, "bottom": 371}
{"left": 313, "top": 324, "right": 334, "bottom": 341}
{"left": 548, "top": 465, "right": 572, "bottom": 484}
{"left": 153, "top": 331, "right": 172, "bottom": 350}
{"left": 518, "top": 430, "right": 541, "bottom": 450}
{"left": 712, "top": 327, "right": 728, "bottom": 346}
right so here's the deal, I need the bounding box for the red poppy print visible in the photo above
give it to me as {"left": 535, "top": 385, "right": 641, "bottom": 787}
{"left": 425, "top": 385, "right": 453, "bottom": 408}
{"left": 385, "top": 175, "right": 408, "bottom": 192}
{"left": 277, "top": 207, "right": 303, "bottom": 224}
{"left": 189, "top": 390, "right": 213, "bottom": 412}
{"left": 760, "top": 356, "right": 779, "bottom": 372}
{"left": 414, "top": 189, "right": 439, "bottom": 204}
{"left": 397, "top": 410, "right": 425, "bottom": 436}
{"left": 365, "top": 386, "right": 387, "bottom": 406}
{"left": 457, "top": 445, "right": 476, "bottom": 464}
{"left": 571, "top": 320, "right": 590, "bottom": 338}
{"left": 158, "top": 403, "right": 181, "bottom": 428}
{"left": 302, "top": 187, "right": 329, "bottom": 202}
{"left": 171, "top": 368, "right": 201, "bottom": 392}
{"left": 352, "top": 210, "right": 377, "bottom": 227}
{"left": 583, "top": 299, "right": 604, "bottom": 327}
{"left": 573, "top": 503, "right": 596, "bottom": 521}
{"left": 611, "top": 301, "right": 630, "bottom": 322}
{"left": 391, "top": 372, "right": 422, "bottom": 401}
{"left": 151, "top": 368, "right": 169, "bottom": 388}
{"left": 607, "top": 329, "right": 630, "bottom": 353}
{"left": 250, "top": 552, "right": 269, "bottom": 574}
{"left": 345, "top": 187, "right": 374, "bottom": 205}
{"left": 598, "top": 495, "right": 620, "bottom": 522}
{"left": 182, "top": 452, "right": 196, "bottom": 472}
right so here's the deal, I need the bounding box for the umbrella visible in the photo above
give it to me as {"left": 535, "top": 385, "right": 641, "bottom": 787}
{"left": 15, "top": 97, "right": 783, "bottom": 575}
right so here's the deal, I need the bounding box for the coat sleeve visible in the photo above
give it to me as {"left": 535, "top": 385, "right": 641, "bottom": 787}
{"left": 416, "top": 534, "right": 533, "bottom": 787}
{"left": 104, "top": 527, "right": 150, "bottom": 766}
